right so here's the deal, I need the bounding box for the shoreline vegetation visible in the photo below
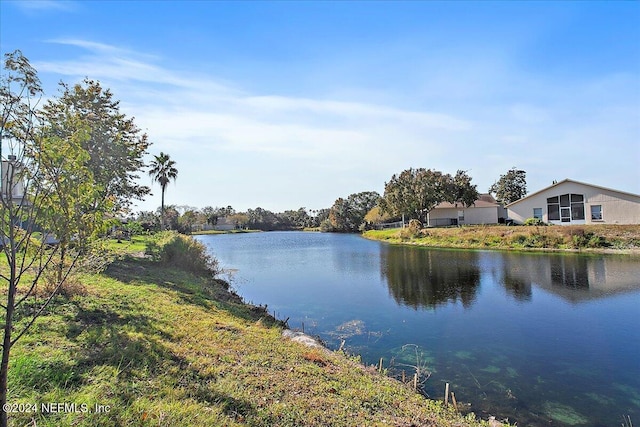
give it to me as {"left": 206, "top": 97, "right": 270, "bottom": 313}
{"left": 363, "top": 224, "right": 640, "bottom": 255}
{"left": 7, "top": 232, "right": 501, "bottom": 427}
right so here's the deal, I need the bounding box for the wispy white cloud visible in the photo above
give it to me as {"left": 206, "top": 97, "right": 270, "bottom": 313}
{"left": 31, "top": 39, "right": 640, "bottom": 211}
{"left": 11, "top": 0, "right": 76, "bottom": 12}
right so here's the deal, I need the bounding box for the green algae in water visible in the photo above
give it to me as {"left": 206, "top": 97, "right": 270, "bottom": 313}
{"left": 480, "top": 365, "right": 501, "bottom": 374}
{"left": 585, "top": 392, "right": 614, "bottom": 406}
{"left": 454, "top": 351, "right": 474, "bottom": 360}
{"left": 542, "top": 401, "right": 588, "bottom": 425}
{"left": 333, "top": 319, "right": 366, "bottom": 338}
{"left": 506, "top": 367, "right": 519, "bottom": 378}
{"left": 389, "top": 345, "right": 436, "bottom": 371}
{"left": 614, "top": 383, "right": 640, "bottom": 408}
{"left": 490, "top": 354, "right": 508, "bottom": 364}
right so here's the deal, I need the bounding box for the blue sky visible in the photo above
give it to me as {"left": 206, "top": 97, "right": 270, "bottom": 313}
{"left": 1, "top": 1, "right": 639, "bottom": 213}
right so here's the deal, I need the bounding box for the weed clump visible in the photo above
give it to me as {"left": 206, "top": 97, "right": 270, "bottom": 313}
{"left": 145, "top": 231, "right": 219, "bottom": 275}
{"left": 523, "top": 217, "right": 546, "bottom": 226}
{"left": 399, "top": 219, "right": 423, "bottom": 240}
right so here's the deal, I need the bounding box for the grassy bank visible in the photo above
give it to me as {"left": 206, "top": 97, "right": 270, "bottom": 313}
{"left": 5, "top": 235, "right": 493, "bottom": 426}
{"left": 363, "top": 224, "right": 640, "bottom": 253}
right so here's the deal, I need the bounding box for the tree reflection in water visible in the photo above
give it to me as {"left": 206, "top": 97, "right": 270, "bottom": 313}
{"left": 381, "top": 246, "right": 480, "bottom": 309}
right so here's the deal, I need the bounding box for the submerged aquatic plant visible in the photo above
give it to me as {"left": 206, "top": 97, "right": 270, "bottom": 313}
{"left": 542, "top": 401, "right": 588, "bottom": 425}
{"left": 454, "top": 351, "right": 474, "bottom": 361}
{"left": 390, "top": 344, "right": 433, "bottom": 391}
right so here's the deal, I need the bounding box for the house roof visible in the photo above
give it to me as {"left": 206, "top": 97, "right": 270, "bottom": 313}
{"left": 434, "top": 193, "right": 500, "bottom": 209}
{"left": 505, "top": 179, "right": 640, "bottom": 207}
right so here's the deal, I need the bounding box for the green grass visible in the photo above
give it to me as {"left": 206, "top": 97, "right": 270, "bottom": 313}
{"left": 103, "top": 235, "right": 148, "bottom": 255}
{"left": 4, "top": 236, "right": 494, "bottom": 427}
{"left": 364, "top": 224, "right": 640, "bottom": 253}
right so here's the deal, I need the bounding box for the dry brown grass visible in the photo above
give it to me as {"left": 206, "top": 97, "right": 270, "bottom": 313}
{"left": 365, "top": 224, "right": 640, "bottom": 252}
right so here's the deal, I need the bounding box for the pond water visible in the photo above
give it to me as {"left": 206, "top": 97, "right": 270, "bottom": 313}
{"left": 196, "top": 231, "right": 640, "bottom": 426}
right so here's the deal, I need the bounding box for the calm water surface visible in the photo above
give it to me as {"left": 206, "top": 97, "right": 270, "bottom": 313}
{"left": 196, "top": 231, "right": 640, "bottom": 426}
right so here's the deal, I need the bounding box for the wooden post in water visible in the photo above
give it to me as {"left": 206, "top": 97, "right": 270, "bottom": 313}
{"left": 444, "top": 383, "right": 450, "bottom": 406}
{"left": 402, "top": 370, "right": 406, "bottom": 383}
{"left": 413, "top": 373, "right": 418, "bottom": 390}
{"left": 378, "top": 357, "right": 383, "bottom": 372}
{"left": 451, "top": 392, "right": 458, "bottom": 411}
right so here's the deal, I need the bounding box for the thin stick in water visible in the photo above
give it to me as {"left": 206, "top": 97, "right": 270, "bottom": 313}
{"left": 444, "top": 383, "right": 450, "bottom": 406}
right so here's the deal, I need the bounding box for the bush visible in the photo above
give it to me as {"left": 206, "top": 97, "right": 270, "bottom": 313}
{"left": 569, "top": 230, "right": 608, "bottom": 249}
{"left": 523, "top": 217, "right": 546, "bottom": 226}
{"left": 398, "top": 219, "right": 423, "bottom": 240}
{"left": 146, "top": 231, "right": 219, "bottom": 275}
{"left": 407, "top": 219, "right": 422, "bottom": 234}
{"left": 319, "top": 219, "right": 334, "bottom": 233}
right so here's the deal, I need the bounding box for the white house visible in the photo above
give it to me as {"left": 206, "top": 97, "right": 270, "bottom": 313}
{"left": 427, "top": 193, "right": 507, "bottom": 226}
{"left": 213, "top": 216, "right": 236, "bottom": 231}
{"left": 1, "top": 157, "right": 26, "bottom": 204}
{"left": 506, "top": 179, "right": 640, "bottom": 225}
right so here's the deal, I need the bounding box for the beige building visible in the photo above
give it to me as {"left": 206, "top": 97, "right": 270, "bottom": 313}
{"left": 1, "top": 157, "right": 26, "bottom": 203}
{"left": 506, "top": 179, "right": 640, "bottom": 225}
{"left": 427, "top": 193, "right": 507, "bottom": 226}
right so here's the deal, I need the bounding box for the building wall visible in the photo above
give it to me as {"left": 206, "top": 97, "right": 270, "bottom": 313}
{"left": 213, "top": 217, "right": 236, "bottom": 231}
{"left": 1, "top": 160, "right": 26, "bottom": 200}
{"left": 508, "top": 181, "right": 640, "bottom": 225}
{"left": 428, "top": 207, "right": 498, "bottom": 226}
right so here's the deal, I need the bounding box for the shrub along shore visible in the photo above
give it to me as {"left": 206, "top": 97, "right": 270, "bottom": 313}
{"left": 7, "top": 232, "right": 500, "bottom": 427}
{"left": 363, "top": 224, "right": 640, "bottom": 254}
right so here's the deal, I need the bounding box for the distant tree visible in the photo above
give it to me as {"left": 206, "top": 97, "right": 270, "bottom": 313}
{"left": 328, "top": 198, "right": 352, "bottom": 232}
{"left": 178, "top": 209, "right": 199, "bottom": 234}
{"left": 381, "top": 168, "right": 481, "bottom": 223}
{"left": 348, "top": 191, "right": 381, "bottom": 221}
{"left": 220, "top": 206, "right": 235, "bottom": 217}
{"left": 328, "top": 191, "right": 380, "bottom": 232}
{"left": 489, "top": 168, "right": 527, "bottom": 204}
{"left": 136, "top": 210, "right": 160, "bottom": 232}
{"left": 445, "top": 170, "right": 480, "bottom": 208}
{"left": 123, "top": 220, "right": 144, "bottom": 237}
{"left": 201, "top": 206, "right": 219, "bottom": 226}
{"left": 148, "top": 152, "right": 178, "bottom": 230}
{"left": 247, "top": 207, "right": 280, "bottom": 230}
{"left": 159, "top": 205, "right": 180, "bottom": 231}
{"left": 364, "top": 206, "right": 396, "bottom": 226}
{"left": 310, "top": 208, "right": 330, "bottom": 229}
{"left": 228, "top": 212, "right": 249, "bottom": 229}
{"left": 280, "top": 207, "right": 311, "bottom": 229}
{"left": 381, "top": 168, "right": 449, "bottom": 223}
{"left": 41, "top": 78, "right": 150, "bottom": 212}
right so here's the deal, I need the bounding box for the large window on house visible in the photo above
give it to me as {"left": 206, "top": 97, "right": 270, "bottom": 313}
{"left": 571, "top": 194, "right": 585, "bottom": 220}
{"left": 547, "top": 196, "right": 560, "bottom": 220}
{"left": 591, "top": 205, "right": 603, "bottom": 221}
{"left": 547, "top": 194, "right": 584, "bottom": 222}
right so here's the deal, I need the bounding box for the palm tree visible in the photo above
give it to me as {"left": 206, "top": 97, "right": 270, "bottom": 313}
{"left": 148, "top": 152, "right": 178, "bottom": 230}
